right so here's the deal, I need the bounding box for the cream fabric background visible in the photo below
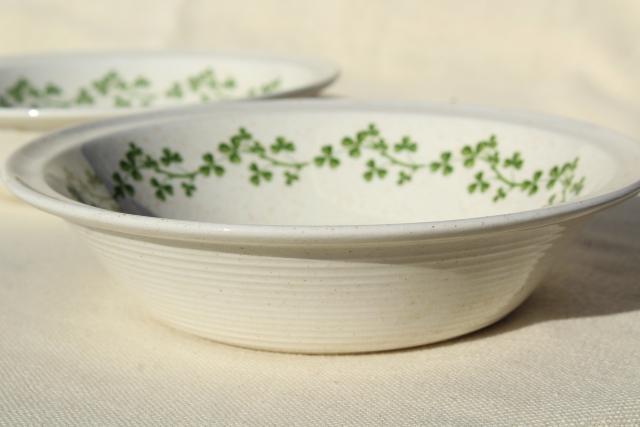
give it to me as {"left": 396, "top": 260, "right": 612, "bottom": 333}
{"left": 1, "top": 1, "right": 640, "bottom": 425}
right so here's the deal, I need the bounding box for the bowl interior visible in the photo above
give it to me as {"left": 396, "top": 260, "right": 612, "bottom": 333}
{"left": 39, "top": 104, "right": 640, "bottom": 226}
{"left": 0, "top": 52, "right": 333, "bottom": 110}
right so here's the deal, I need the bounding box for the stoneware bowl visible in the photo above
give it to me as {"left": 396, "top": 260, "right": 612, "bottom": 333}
{"left": 5, "top": 100, "right": 640, "bottom": 354}
{"left": 0, "top": 51, "right": 338, "bottom": 131}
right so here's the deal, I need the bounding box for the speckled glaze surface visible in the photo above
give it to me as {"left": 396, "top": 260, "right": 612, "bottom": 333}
{"left": 0, "top": 51, "right": 338, "bottom": 131}
{"left": 5, "top": 101, "right": 640, "bottom": 353}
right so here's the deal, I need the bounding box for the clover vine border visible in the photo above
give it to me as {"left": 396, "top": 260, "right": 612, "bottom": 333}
{"left": 0, "top": 68, "right": 282, "bottom": 109}
{"left": 110, "top": 124, "right": 586, "bottom": 205}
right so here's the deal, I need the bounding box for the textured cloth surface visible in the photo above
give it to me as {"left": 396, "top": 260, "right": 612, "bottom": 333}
{"left": 1, "top": 1, "right": 640, "bottom": 425}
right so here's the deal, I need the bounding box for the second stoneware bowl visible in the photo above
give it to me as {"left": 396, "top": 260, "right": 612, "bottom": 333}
{"left": 5, "top": 100, "right": 640, "bottom": 353}
{"left": 0, "top": 51, "right": 338, "bottom": 130}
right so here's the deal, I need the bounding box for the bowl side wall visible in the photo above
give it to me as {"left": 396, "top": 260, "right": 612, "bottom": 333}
{"left": 74, "top": 220, "right": 579, "bottom": 353}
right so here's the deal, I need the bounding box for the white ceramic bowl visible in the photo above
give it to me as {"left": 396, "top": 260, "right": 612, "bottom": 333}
{"left": 0, "top": 51, "right": 338, "bottom": 131}
{"left": 5, "top": 100, "right": 640, "bottom": 354}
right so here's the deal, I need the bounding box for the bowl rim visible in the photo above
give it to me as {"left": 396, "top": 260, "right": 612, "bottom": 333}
{"left": 4, "top": 99, "right": 640, "bottom": 245}
{"left": 0, "top": 49, "right": 340, "bottom": 120}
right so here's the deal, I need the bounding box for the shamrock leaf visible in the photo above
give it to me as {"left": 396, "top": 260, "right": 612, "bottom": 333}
{"left": 199, "top": 153, "right": 225, "bottom": 176}
{"left": 249, "top": 163, "right": 273, "bottom": 186}
{"left": 397, "top": 171, "right": 412, "bottom": 185}
{"left": 219, "top": 128, "right": 251, "bottom": 163}
{"left": 342, "top": 124, "right": 380, "bottom": 158}
{"left": 342, "top": 136, "right": 362, "bottom": 157}
{"left": 430, "top": 151, "right": 453, "bottom": 175}
{"left": 363, "top": 159, "right": 387, "bottom": 181}
{"left": 314, "top": 145, "right": 340, "bottom": 168}
{"left": 284, "top": 171, "right": 299, "bottom": 185}
{"left": 370, "top": 137, "right": 389, "bottom": 152}
{"left": 133, "top": 76, "right": 151, "bottom": 88}
{"left": 111, "top": 172, "right": 135, "bottom": 199}
{"left": 142, "top": 155, "right": 159, "bottom": 169}
{"left": 248, "top": 141, "right": 266, "bottom": 155}
{"left": 493, "top": 187, "right": 507, "bottom": 202}
{"left": 467, "top": 171, "right": 490, "bottom": 194}
{"left": 181, "top": 182, "right": 197, "bottom": 197}
{"left": 7, "top": 79, "right": 30, "bottom": 103}
{"left": 76, "top": 89, "right": 94, "bottom": 105}
{"left": 394, "top": 136, "right": 417, "bottom": 153}
{"left": 270, "top": 137, "right": 295, "bottom": 153}
{"left": 114, "top": 96, "right": 130, "bottom": 108}
{"left": 166, "top": 82, "right": 183, "bottom": 98}
{"left": 44, "top": 83, "right": 62, "bottom": 96}
{"left": 160, "top": 148, "right": 183, "bottom": 166}
{"left": 520, "top": 170, "right": 543, "bottom": 195}
{"left": 503, "top": 152, "right": 523, "bottom": 169}
{"left": 150, "top": 177, "right": 174, "bottom": 201}
{"left": 461, "top": 145, "right": 475, "bottom": 168}
{"left": 571, "top": 176, "right": 585, "bottom": 195}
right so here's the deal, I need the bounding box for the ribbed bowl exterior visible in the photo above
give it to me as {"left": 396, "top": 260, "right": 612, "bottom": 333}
{"left": 77, "top": 222, "right": 575, "bottom": 354}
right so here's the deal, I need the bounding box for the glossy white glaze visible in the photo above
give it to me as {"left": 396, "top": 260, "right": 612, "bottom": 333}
{"left": 4, "top": 100, "right": 640, "bottom": 353}
{"left": 78, "top": 222, "right": 575, "bottom": 353}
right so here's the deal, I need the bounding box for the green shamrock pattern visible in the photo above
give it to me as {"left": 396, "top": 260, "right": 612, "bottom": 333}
{"left": 109, "top": 124, "right": 586, "bottom": 206}
{"left": 0, "top": 68, "right": 282, "bottom": 108}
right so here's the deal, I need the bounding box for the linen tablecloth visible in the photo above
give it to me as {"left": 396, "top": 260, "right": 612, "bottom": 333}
{"left": 1, "top": 1, "right": 640, "bottom": 425}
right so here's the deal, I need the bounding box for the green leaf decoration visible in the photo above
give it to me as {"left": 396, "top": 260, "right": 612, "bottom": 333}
{"left": 181, "top": 182, "right": 196, "bottom": 197}
{"left": 114, "top": 96, "right": 130, "bottom": 107}
{"left": 45, "top": 83, "right": 62, "bottom": 96}
{"left": 249, "top": 141, "right": 266, "bottom": 155}
{"left": 166, "top": 82, "right": 183, "bottom": 98}
{"left": 93, "top": 70, "right": 124, "bottom": 95}
{"left": 93, "top": 77, "right": 109, "bottom": 95}
{"left": 108, "top": 125, "right": 586, "bottom": 205}
{"left": 7, "top": 79, "right": 29, "bottom": 102}
{"left": 260, "top": 78, "right": 281, "bottom": 95}
{"left": 571, "top": 176, "right": 585, "bottom": 195}
{"left": 314, "top": 145, "right": 340, "bottom": 168}
{"left": 150, "top": 177, "right": 173, "bottom": 201}
{"left": 430, "top": 151, "right": 453, "bottom": 175}
{"left": 284, "top": 171, "right": 299, "bottom": 185}
{"left": 160, "top": 148, "right": 183, "bottom": 166}
{"left": 520, "top": 170, "right": 543, "bottom": 195}
{"left": 133, "top": 76, "right": 151, "bottom": 88}
{"left": 0, "top": 68, "right": 283, "bottom": 108}
{"left": 493, "top": 187, "right": 507, "bottom": 202}
{"left": 468, "top": 171, "right": 490, "bottom": 194}
{"left": 76, "top": 89, "right": 94, "bottom": 105}
{"left": 199, "top": 153, "right": 225, "bottom": 177}
{"left": 271, "top": 137, "right": 295, "bottom": 153}
{"left": 249, "top": 163, "right": 273, "bottom": 186}
{"left": 397, "top": 171, "right": 412, "bottom": 185}
{"left": 363, "top": 159, "right": 387, "bottom": 181}
{"left": 394, "top": 136, "right": 417, "bottom": 153}
{"left": 504, "top": 152, "right": 523, "bottom": 169}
